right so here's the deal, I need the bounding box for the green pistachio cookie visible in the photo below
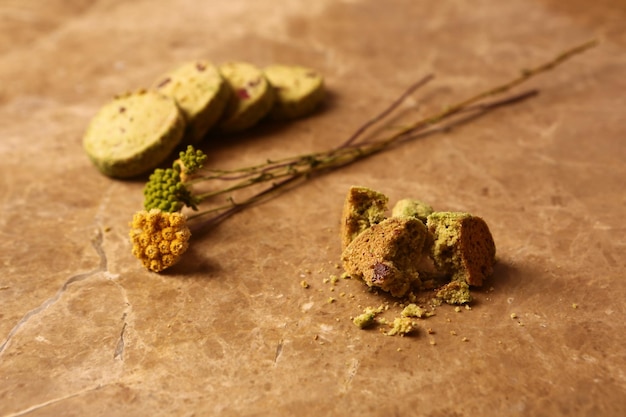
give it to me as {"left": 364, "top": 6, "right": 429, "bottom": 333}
{"left": 153, "top": 60, "right": 230, "bottom": 143}
{"left": 218, "top": 62, "right": 275, "bottom": 133}
{"left": 83, "top": 90, "right": 185, "bottom": 178}
{"left": 263, "top": 64, "right": 325, "bottom": 120}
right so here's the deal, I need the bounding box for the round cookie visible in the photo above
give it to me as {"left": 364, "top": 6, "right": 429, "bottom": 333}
{"left": 153, "top": 60, "right": 230, "bottom": 143}
{"left": 263, "top": 64, "right": 325, "bottom": 120}
{"left": 218, "top": 62, "right": 275, "bottom": 133}
{"left": 83, "top": 90, "right": 185, "bottom": 178}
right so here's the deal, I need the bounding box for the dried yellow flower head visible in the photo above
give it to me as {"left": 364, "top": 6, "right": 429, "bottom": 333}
{"left": 129, "top": 209, "right": 191, "bottom": 272}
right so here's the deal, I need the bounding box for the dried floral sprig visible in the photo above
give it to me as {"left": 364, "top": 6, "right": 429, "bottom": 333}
{"left": 130, "top": 39, "right": 597, "bottom": 271}
{"left": 129, "top": 209, "right": 191, "bottom": 272}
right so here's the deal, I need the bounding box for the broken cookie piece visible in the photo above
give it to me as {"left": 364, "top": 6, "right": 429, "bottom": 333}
{"left": 426, "top": 212, "right": 496, "bottom": 286}
{"left": 342, "top": 217, "right": 427, "bottom": 297}
{"left": 391, "top": 198, "right": 433, "bottom": 223}
{"left": 340, "top": 186, "right": 388, "bottom": 249}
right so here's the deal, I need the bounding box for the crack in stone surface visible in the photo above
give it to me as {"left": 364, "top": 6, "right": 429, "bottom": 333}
{"left": 341, "top": 358, "right": 360, "bottom": 393}
{"left": 273, "top": 338, "right": 284, "bottom": 366}
{"left": 4, "top": 384, "right": 106, "bottom": 417}
{"left": 106, "top": 272, "right": 136, "bottom": 360}
{"left": 113, "top": 321, "right": 127, "bottom": 360}
{"left": 0, "top": 228, "right": 107, "bottom": 356}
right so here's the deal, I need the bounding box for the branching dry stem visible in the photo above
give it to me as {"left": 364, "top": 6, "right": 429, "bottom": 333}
{"left": 184, "top": 39, "right": 597, "bottom": 224}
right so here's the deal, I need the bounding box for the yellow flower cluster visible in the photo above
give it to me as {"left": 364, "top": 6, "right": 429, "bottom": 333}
{"left": 129, "top": 209, "right": 191, "bottom": 272}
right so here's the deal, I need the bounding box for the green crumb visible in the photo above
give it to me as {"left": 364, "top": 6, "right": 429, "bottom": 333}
{"left": 352, "top": 305, "right": 384, "bottom": 329}
{"left": 510, "top": 313, "right": 518, "bottom": 319}
{"left": 330, "top": 275, "right": 339, "bottom": 285}
{"left": 454, "top": 306, "right": 462, "bottom": 313}
{"left": 401, "top": 303, "right": 435, "bottom": 318}
{"left": 386, "top": 317, "right": 414, "bottom": 336}
{"left": 341, "top": 272, "right": 351, "bottom": 279}
{"left": 436, "top": 281, "right": 472, "bottom": 305}
{"left": 300, "top": 280, "right": 309, "bottom": 289}
{"left": 572, "top": 303, "right": 579, "bottom": 309}
{"left": 327, "top": 297, "right": 336, "bottom": 304}
{"left": 430, "top": 298, "right": 443, "bottom": 307}
{"left": 391, "top": 198, "right": 434, "bottom": 223}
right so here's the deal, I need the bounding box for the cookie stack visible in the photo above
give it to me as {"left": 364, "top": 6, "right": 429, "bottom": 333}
{"left": 83, "top": 61, "right": 325, "bottom": 178}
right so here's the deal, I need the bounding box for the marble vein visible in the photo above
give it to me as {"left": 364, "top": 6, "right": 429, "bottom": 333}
{"left": 0, "top": 229, "right": 107, "bottom": 356}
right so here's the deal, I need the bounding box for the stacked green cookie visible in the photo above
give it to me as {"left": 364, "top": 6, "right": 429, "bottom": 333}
{"left": 83, "top": 61, "right": 326, "bottom": 178}
{"left": 153, "top": 60, "right": 231, "bottom": 143}
{"left": 82, "top": 90, "right": 186, "bottom": 179}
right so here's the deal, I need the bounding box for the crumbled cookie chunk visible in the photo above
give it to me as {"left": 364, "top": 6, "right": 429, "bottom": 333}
{"left": 386, "top": 317, "right": 415, "bottom": 336}
{"left": 342, "top": 217, "right": 427, "bottom": 297}
{"left": 340, "top": 186, "right": 388, "bottom": 249}
{"left": 436, "top": 281, "right": 472, "bottom": 305}
{"left": 426, "top": 212, "right": 496, "bottom": 286}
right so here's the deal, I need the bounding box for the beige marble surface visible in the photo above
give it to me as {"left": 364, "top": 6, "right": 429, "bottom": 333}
{"left": 1, "top": 0, "right": 625, "bottom": 416}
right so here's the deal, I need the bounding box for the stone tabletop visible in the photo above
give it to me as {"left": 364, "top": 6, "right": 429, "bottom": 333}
{"left": 1, "top": 1, "right": 625, "bottom": 416}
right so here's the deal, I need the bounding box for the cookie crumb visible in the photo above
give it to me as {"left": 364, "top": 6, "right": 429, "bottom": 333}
{"left": 401, "top": 303, "right": 434, "bottom": 318}
{"left": 386, "top": 317, "right": 414, "bottom": 336}
{"left": 352, "top": 305, "right": 384, "bottom": 329}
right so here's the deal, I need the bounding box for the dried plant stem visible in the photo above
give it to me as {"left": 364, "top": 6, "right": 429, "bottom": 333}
{"left": 186, "top": 39, "right": 597, "bottom": 224}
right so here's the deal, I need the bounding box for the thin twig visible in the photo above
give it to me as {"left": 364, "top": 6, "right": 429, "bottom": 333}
{"left": 340, "top": 74, "right": 435, "bottom": 148}
{"left": 183, "top": 39, "right": 597, "bottom": 226}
